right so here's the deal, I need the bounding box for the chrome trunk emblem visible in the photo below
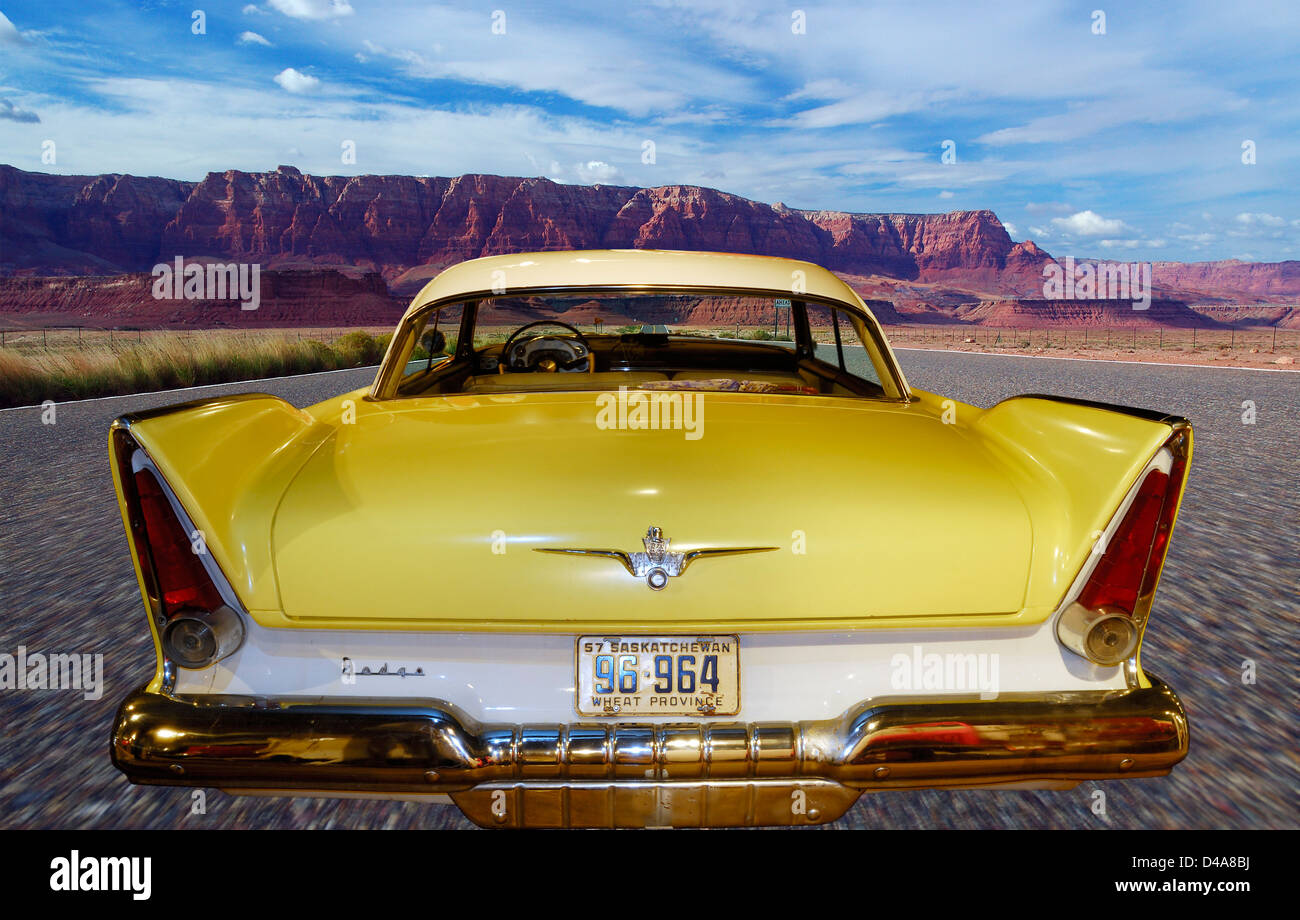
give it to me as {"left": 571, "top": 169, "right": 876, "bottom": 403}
{"left": 536, "top": 526, "right": 777, "bottom": 590}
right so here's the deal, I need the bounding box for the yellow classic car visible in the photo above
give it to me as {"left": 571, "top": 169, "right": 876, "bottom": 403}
{"left": 108, "top": 249, "right": 1190, "bottom": 828}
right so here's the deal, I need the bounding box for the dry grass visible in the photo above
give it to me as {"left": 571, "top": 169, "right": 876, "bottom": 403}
{"left": 0, "top": 332, "right": 393, "bottom": 408}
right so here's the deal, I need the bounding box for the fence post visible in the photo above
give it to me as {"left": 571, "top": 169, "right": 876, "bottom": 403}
{"left": 1159, "top": 328, "right": 1163, "bottom": 350}
{"left": 1272, "top": 326, "right": 1277, "bottom": 353}
{"left": 1230, "top": 328, "right": 1235, "bottom": 349}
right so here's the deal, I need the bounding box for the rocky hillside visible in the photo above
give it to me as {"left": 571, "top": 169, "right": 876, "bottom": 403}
{"left": 1, "top": 164, "right": 1296, "bottom": 327}
{"left": 956, "top": 297, "right": 1213, "bottom": 328}
{"left": 0, "top": 164, "right": 1049, "bottom": 289}
{"left": 0, "top": 269, "right": 399, "bottom": 327}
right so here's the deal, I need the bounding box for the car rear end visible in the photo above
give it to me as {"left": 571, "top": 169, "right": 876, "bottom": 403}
{"left": 108, "top": 387, "right": 1191, "bottom": 828}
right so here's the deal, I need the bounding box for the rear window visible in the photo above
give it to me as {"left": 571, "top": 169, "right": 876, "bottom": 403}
{"left": 388, "top": 291, "right": 900, "bottom": 400}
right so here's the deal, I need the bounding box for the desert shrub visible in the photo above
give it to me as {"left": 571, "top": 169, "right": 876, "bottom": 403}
{"left": 0, "top": 333, "right": 349, "bottom": 409}
{"left": 333, "top": 330, "right": 382, "bottom": 366}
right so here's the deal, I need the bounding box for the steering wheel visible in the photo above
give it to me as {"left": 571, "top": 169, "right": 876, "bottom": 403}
{"left": 501, "top": 320, "right": 593, "bottom": 373}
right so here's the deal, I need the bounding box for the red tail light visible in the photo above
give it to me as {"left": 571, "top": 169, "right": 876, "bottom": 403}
{"left": 1059, "top": 427, "right": 1190, "bottom": 665}
{"left": 114, "top": 428, "right": 246, "bottom": 669}
{"left": 1080, "top": 431, "right": 1189, "bottom": 620}
{"left": 1078, "top": 469, "right": 1168, "bottom": 616}
{"left": 132, "top": 467, "right": 223, "bottom": 618}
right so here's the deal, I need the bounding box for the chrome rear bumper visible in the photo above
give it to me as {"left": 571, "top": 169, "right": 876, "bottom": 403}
{"left": 111, "top": 677, "right": 1188, "bottom": 827}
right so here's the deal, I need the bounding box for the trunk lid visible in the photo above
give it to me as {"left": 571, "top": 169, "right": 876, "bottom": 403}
{"left": 271, "top": 392, "right": 1032, "bottom": 629}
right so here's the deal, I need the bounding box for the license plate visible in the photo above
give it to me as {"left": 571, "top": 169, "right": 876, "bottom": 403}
{"left": 575, "top": 635, "right": 740, "bottom": 717}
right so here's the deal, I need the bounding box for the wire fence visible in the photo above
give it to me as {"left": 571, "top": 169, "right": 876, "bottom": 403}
{"left": 882, "top": 324, "right": 1296, "bottom": 354}
{"left": 0, "top": 326, "right": 395, "bottom": 352}
{"left": 1, "top": 322, "right": 1295, "bottom": 356}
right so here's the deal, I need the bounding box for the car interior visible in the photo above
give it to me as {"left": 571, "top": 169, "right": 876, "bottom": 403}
{"left": 391, "top": 295, "right": 893, "bottom": 399}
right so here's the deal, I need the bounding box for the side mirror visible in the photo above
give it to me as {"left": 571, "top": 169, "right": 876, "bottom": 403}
{"left": 421, "top": 329, "right": 447, "bottom": 358}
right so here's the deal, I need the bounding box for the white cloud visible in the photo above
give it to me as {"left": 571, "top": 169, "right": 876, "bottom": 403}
{"left": 269, "top": 0, "right": 353, "bottom": 19}
{"left": 1051, "top": 210, "right": 1128, "bottom": 237}
{"left": 782, "top": 79, "right": 855, "bottom": 102}
{"left": 1002, "top": 221, "right": 1017, "bottom": 237}
{"left": 4, "top": 76, "right": 660, "bottom": 188}
{"left": 978, "top": 82, "right": 1246, "bottom": 146}
{"left": 354, "top": 11, "right": 753, "bottom": 118}
{"left": 575, "top": 160, "right": 622, "bottom": 184}
{"left": 938, "top": 190, "right": 954, "bottom": 199}
{"left": 1029, "top": 225, "right": 1050, "bottom": 238}
{"left": 238, "top": 31, "right": 273, "bottom": 47}
{"left": 273, "top": 68, "right": 321, "bottom": 93}
{"left": 0, "top": 10, "right": 26, "bottom": 44}
{"left": 242, "top": 4, "right": 267, "bottom": 14}
{"left": 783, "top": 89, "right": 957, "bottom": 130}
{"left": 1234, "top": 212, "right": 1286, "bottom": 228}
{"left": 1096, "top": 238, "right": 1164, "bottom": 250}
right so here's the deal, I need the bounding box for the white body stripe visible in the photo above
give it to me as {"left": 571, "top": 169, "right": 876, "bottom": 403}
{"left": 176, "top": 617, "right": 1126, "bottom": 723}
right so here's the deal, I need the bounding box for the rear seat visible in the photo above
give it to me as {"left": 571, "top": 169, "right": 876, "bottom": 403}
{"left": 667, "top": 370, "right": 812, "bottom": 388}
{"left": 463, "top": 370, "right": 671, "bottom": 392}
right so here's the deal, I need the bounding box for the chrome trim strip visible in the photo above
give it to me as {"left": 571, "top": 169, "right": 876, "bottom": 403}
{"left": 534, "top": 548, "right": 637, "bottom": 576}
{"left": 680, "top": 547, "right": 779, "bottom": 571}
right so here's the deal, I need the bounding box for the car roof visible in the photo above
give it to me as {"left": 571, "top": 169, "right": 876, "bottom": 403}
{"left": 404, "top": 248, "right": 869, "bottom": 320}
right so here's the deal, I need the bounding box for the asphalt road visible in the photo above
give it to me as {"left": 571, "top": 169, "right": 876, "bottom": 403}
{"left": 0, "top": 352, "right": 1295, "bottom": 830}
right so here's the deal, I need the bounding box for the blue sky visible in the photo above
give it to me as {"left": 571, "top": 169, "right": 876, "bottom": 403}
{"left": 1, "top": 0, "right": 1297, "bottom": 262}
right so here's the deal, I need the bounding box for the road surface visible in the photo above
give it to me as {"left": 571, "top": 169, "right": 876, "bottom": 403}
{"left": 0, "top": 352, "right": 1294, "bottom": 829}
